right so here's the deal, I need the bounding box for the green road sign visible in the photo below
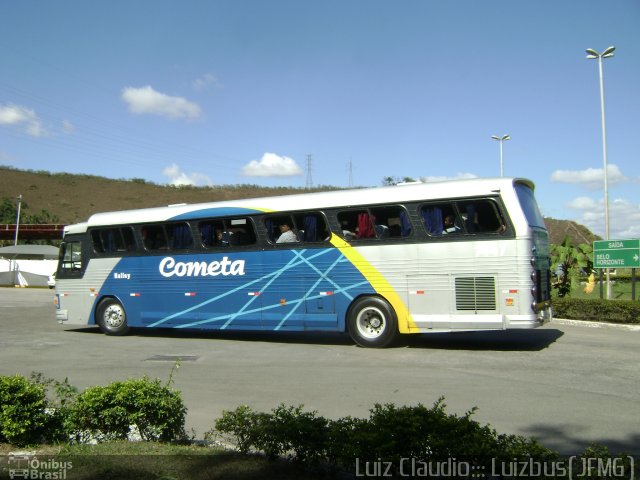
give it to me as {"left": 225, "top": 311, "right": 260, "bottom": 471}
{"left": 593, "top": 239, "right": 640, "bottom": 268}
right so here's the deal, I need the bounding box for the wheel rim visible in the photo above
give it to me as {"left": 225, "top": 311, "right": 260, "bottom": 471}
{"left": 103, "top": 304, "right": 125, "bottom": 329}
{"left": 355, "top": 306, "right": 386, "bottom": 339}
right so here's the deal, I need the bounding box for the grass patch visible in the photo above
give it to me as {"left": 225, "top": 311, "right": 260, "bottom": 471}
{"left": 0, "top": 441, "right": 328, "bottom": 480}
{"left": 554, "top": 274, "right": 639, "bottom": 302}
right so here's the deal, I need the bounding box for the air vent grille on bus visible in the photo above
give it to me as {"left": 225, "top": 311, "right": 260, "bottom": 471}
{"left": 455, "top": 277, "right": 496, "bottom": 312}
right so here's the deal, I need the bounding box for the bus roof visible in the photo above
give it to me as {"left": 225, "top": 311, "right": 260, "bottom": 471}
{"left": 69, "top": 177, "right": 533, "bottom": 232}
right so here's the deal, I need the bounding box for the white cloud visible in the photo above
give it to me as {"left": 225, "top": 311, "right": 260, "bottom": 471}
{"left": 420, "top": 173, "right": 478, "bottom": 183}
{"left": 566, "top": 196, "right": 598, "bottom": 210}
{"left": 551, "top": 165, "right": 627, "bottom": 190}
{"left": 193, "top": 73, "right": 222, "bottom": 90}
{"left": 0, "top": 103, "right": 47, "bottom": 137}
{"left": 62, "top": 120, "right": 75, "bottom": 134}
{"left": 122, "top": 86, "right": 202, "bottom": 120}
{"left": 162, "top": 163, "right": 212, "bottom": 186}
{"left": 566, "top": 196, "right": 640, "bottom": 239}
{"left": 242, "top": 153, "right": 303, "bottom": 177}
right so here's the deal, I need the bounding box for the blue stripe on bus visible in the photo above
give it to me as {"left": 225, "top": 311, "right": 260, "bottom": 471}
{"left": 169, "top": 206, "right": 263, "bottom": 221}
{"left": 96, "top": 247, "right": 373, "bottom": 332}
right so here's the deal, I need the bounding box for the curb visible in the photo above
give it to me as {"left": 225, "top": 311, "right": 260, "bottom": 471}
{"left": 552, "top": 318, "right": 640, "bottom": 332}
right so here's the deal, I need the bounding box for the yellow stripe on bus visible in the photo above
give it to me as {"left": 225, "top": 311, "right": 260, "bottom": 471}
{"left": 329, "top": 234, "right": 417, "bottom": 333}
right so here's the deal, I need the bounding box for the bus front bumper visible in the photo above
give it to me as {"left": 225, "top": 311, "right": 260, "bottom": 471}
{"left": 56, "top": 309, "right": 68, "bottom": 323}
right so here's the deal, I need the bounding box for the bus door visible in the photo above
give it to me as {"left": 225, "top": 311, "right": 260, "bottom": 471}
{"left": 55, "top": 238, "right": 94, "bottom": 325}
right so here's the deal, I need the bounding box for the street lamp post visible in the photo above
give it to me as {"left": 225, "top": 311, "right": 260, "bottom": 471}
{"left": 14, "top": 194, "right": 22, "bottom": 246}
{"left": 491, "top": 134, "right": 510, "bottom": 176}
{"left": 586, "top": 45, "right": 615, "bottom": 300}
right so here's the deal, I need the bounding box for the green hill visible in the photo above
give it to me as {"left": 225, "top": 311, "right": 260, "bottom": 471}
{"left": 0, "top": 165, "right": 333, "bottom": 225}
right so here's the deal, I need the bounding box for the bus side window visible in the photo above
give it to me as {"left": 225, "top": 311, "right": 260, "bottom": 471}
{"left": 228, "top": 218, "right": 256, "bottom": 246}
{"left": 264, "top": 215, "right": 298, "bottom": 244}
{"left": 337, "top": 211, "right": 358, "bottom": 240}
{"left": 121, "top": 227, "right": 137, "bottom": 251}
{"left": 337, "top": 209, "right": 376, "bottom": 240}
{"left": 91, "top": 230, "right": 104, "bottom": 253}
{"left": 457, "top": 200, "right": 504, "bottom": 234}
{"left": 168, "top": 222, "right": 194, "bottom": 250}
{"left": 199, "top": 220, "right": 226, "bottom": 248}
{"left": 91, "top": 227, "right": 137, "bottom": 254}
{"left": 421, "top": 203, "right": 461, "bottom": 236}
{"left": 293, "top": 212, "right": 330, "bottom": 242}
{"left": 142, "top": 225, "right": 168, "bottom": 250}
{"left": 369, "top": 205, "right": 411, "bottom": 239}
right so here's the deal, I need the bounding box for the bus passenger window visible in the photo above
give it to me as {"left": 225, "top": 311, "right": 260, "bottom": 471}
{"left": 369, "top": 205, "right": 411, "bottom": 238}
{"left": 168, "top": 223, "right": 193, "bottom": 250}
{"left": 265, "top": 215, "right": 298, "bottom": 243}
{"left": 199, "top": 220, "right": 226, "bottom": 248}
{"left": 121, "top": 227, "right": 137, "bottom": 251}
{"left": 337, "top": 211, "right": 359, "bottom": 240}
{"left": 91, "top": 230, "right": 104, "bottom": 253}
{"left": 337, "top": 209, "right": 378, "bottom": 240}
{"left": 421, "top": 204, "right": 461, "bottom": 236}
{"left": 421, "top": 206, "right": 444, "bottom": 235}
{"left": 292, "top": 212, "right": 330, "bottom": 242}
{"left": 227, "top": 218, "right": 256, "bottom": 246}
{"left": 91, "top": 227, "right": 137, "bottom": 254}
{"left": 456, "top": 200, "right": 504, "bottom": 234}
{"left": 142, "top": 225, "right": 168, "bottom": 250}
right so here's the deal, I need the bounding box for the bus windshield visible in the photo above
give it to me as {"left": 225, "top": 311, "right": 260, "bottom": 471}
{"left": 514, "top": 182, "right": 545, "bottom": 228}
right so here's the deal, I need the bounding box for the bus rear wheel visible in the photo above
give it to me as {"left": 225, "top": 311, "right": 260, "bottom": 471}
{"left": 347, "top": 296, "right": 398, "bottom": 348}
{"left": 97, "top": 298, "right": 130, "bottom": 336}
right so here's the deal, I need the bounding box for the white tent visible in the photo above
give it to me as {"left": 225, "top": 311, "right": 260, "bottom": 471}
{"left": 0, "top": 245, "right": 60, "bottom": 260}
{"left": 0, "top": 245, "right": 59, "bottom": 286}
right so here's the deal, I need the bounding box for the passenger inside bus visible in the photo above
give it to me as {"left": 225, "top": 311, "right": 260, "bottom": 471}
{"left": 443, "top": 215, "right": 462, "bottom": 234}
{"left": 276, "top": 222, "right": 298, "bottom": 243}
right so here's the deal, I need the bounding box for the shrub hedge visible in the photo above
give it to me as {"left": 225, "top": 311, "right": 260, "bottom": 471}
{"left": 2, "top": 374, "right": 632, "bottom": 477}
{"left": 213, "top": 399, "right": 556, "bottom": 474}
{"left": 70, "top": 376, "right": 188, "bottom": 443}
{"left": 552, "top": 297, "right": 640, "bottom": 324}
{"left": 0, "top": 374, "right": 56, "bottom": 446}
{"left": 0, "top": 374, "right": 187, "bottom": 446}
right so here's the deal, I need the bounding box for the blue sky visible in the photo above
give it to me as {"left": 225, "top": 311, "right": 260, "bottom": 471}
{"left": 1, "top": 1, "right": 638, "bottom": 239}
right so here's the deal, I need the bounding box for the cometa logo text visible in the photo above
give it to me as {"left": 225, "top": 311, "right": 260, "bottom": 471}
{"left": 159, "top": 256, "right": 246, "bottom": 278}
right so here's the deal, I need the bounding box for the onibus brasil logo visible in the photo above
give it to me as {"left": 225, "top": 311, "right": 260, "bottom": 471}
{"left": 7, "top": 455, "right": 72, "bottom": 479}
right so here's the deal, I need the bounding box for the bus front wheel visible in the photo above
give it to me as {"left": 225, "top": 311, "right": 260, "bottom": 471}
{"left": 347, "top": 296, "right": 398, "bottom": 348}
{"left": 97, "top": 298, "right": 130, "bottom": 336}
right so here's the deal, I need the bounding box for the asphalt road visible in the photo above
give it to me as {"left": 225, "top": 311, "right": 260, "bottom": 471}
{"left": 1, "top": 288, "right": 638, "bottom": 454}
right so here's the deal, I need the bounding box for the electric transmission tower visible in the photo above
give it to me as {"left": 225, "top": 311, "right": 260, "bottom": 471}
{"left": 305, "top": 154, "right": 313, "bottom": 189}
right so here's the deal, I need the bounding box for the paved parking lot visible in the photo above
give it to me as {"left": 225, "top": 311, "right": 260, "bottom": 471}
{"left": 1, "top": 287, "right": 638, "bottom": 454}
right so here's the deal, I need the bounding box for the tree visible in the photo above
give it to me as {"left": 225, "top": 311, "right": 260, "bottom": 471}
{"left": 0, "top": 197, "right": 21, "bottom": 223}
{"left": 550, "top": 236, "right": 593, "bottom": 297}
{"left": 382, "top": 176, "right": 417, "bottom": 186}
{"left": 382, "top": 176, "right": 397, "bottom": 186}
{"left": 0, "top": 196, "right": 59, "bottom": 224}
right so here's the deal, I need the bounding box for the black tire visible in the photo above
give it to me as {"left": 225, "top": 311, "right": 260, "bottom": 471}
{"left": 96, "top": 297, "right": 130, "bottom": 336}
{"left": 347, "top": 296, "right": 398, "bottom": 348}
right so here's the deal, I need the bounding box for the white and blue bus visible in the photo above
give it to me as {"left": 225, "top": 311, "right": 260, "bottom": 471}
{"left": 54, "top": 177, "right": 552, "bottom": 347}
